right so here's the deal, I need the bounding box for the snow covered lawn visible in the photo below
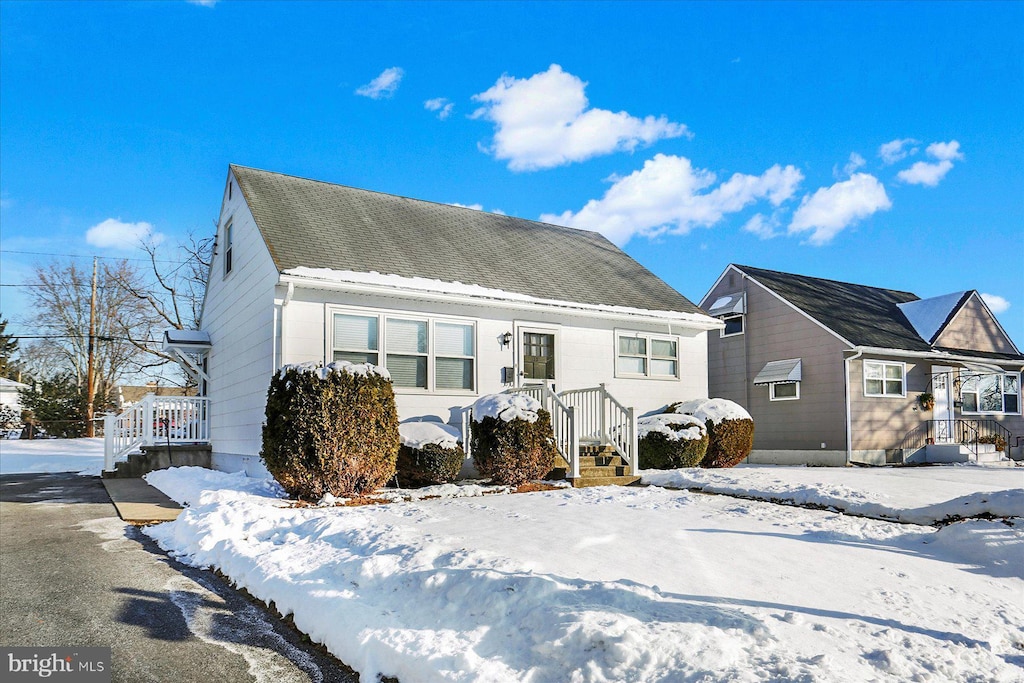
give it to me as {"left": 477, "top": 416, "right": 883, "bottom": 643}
{"left": 641, "top": 464, "right": 1024, "bottom": 525}
{"left": 145, "top": 467, "right": 1024, "bottom": 682}
{"left": 0, "top": 437, "right": 105, "bottom": 475}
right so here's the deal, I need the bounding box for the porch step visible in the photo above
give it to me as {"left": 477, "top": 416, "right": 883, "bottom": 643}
{"left": 103, "top": 444, "right": 211, "bottom": 479}
{"left": 571, "top": 474, "right": 642, "bottom": 488}
{"left": 578, "top": 454, "right": 626, "bottom": 468}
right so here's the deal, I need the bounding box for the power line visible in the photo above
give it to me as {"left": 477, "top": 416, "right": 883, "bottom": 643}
{"left": 0, "top": 249, "right": 194, "bottom": 265}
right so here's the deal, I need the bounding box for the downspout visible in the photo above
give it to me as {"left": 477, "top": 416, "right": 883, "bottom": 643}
{"left": 280, "top": 281, "right": 294, "bottom": 369}
{"left": 844, "top": 349, "right": 864, "bottom": 465}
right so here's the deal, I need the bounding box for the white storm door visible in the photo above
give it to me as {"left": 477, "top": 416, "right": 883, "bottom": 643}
{"left": 932, "top": 366, "right": 953, "bottom": 443}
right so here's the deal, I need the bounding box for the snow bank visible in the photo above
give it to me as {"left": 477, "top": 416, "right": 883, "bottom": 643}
{"left": 145, "top": 467, "right": 286, "bottom": 507}
{"left": 671, "top": 397, "right": 751, "bottom": 425}
{"left": 472, "top": 393, "right": 540, "bottom": 423}
{"left": 637, "top": 413, "right": 705, "bottom": 441}
{"left": 0, "top": 437, "right": 105, "bottom": 475}
{"left": 399, "top": 422, "right": 461, "bottom": 450}
{"left": 144, "top": 466, "right": 1024, "bottom": 682}
{"left": 282, "top": 360, "right": 390, "bottom": 380}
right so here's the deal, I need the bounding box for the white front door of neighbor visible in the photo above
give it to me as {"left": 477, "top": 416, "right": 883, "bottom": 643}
{"left": 932, "top": 366, "right": 953, "bottom": 443}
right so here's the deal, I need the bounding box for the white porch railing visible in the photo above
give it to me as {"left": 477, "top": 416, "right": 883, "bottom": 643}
{"left": 559, "top": 384, "right": 637, "bottom": 476}
{"left": 103, "top": 394, "right": 210, "bottom": 472}
{"left": 503, "top": 384, "right": 581, "bottom": 479}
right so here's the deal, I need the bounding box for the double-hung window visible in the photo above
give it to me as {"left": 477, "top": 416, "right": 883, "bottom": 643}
{"left": 616, "top": 333, "right": 678, "bottom": 379}
{"left": 961, "top": 373, "right": 1020, "bottom": 414}
{"left": 864, "top": 360, "right": 905, "bottom": 397}
{"left": 332, "top": 311, "right": 475, "bottom": 391}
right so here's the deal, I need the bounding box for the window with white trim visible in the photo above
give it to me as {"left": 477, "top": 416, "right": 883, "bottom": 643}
{"left": 721, "top": 314, "right": 744, "bottom": 337}
{"left": 961, "top": 372, "right": 1020, "bottom": 414}
{"left": 769, "top": 382, "right": 800, "bottom": 401}
{"left": 616, "top": 333, "right": 678, "bottom": 379}
{"left": 332, "top": 311, "right": 475, "bottom": 391}
{"left": 864, "top": 360, "right": 905, "bottom": 397}
{"left": 223, "top": 219, "right": 233, "bottom": 276}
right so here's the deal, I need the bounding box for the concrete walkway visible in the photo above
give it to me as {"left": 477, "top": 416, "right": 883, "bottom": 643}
{"left": 101, "top": 477, "right": 182, "bottom": 523}
{"left": 1, "top": 473, "right": 357, "bottom": 682}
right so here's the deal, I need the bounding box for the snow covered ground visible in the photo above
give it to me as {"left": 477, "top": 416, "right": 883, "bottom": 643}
{"left": 145, "top": 466, "right": 1024, "bottom": 682}
{"left": 0, "top": 437, "right": 105, "bottom": 475}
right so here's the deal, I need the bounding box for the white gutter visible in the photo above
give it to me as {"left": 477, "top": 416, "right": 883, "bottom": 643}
{"left": 278, "top": 274, "right": 724, "bottom": 331}
{"left": 844, "top": 349, "right": 864, "bottom": 466}
{"left": 850, "top": 345, "right": 1022, "bottom": 371}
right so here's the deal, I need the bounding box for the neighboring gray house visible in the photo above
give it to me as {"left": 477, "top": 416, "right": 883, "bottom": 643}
{"left": 701, "top": 264, "right": 1024, "bottom": 465}
{"left": 128, "top": 165, "right": 721, "bottom": 485}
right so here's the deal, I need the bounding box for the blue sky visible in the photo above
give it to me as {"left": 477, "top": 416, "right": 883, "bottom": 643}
{"left": 2, "top": 1, "right": 1022, "bottom": 344}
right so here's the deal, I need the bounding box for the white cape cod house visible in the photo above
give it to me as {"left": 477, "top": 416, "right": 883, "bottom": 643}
{"left": 117, "top": 165, "right": 721, "bottom": 484}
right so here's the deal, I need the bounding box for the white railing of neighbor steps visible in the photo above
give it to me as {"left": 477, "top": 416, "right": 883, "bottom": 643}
{"left": 503, "top": 385, "right": 581, "bottom": 479}
{"left": 103, "top": 394, "right": 210, "bottom": 472}
{"left": 559, "top": 384, "right": 637, "bottom": 476}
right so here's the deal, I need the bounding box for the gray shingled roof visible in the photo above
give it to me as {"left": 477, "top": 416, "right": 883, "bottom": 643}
{"left": 735, "top": 265, "right": 931, "bottom": 350}
{"left": 231, "top": 165, "right": 702, "bottom": 314}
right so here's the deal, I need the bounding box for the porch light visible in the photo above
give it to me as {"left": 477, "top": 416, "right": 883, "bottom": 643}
{"left": 501, "top": 331, "right": 513, "bottom": 347}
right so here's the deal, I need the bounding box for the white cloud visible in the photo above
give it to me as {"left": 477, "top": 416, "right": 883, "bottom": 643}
{"left": 836, "top": 152, "right": 866, "bottom": 178}
{"left": 472, "top": 64, "right": 689, "bottom": 171}
{"left": 896, "top": 140, "right": 963, "bottom": 187}
{"left": 742, "top": 213, "right": 782, "bottom": 240}
{"left": 448, "top": 202, "right": 506, "bottom": 215}
{"left": 981, "top": 293, "right": 1010, "bottom": 314}
{"left": 425, "top": 98, "right": 454, "bottom": 120}
{"left": 186, "top": 0, "right": 218, "bottom": 6}
{"left": 355, "top": 67, "right": 404, "bottom": 99}
{"left": 788, "top": 173, "right": 891, "bottom": 246}
{"left": 85, "top": 218, "right": 164, "bottom": 250}
{"left": 878, "top": 138, "right": 919, "bottom": 165}
{"left": 539, "top": 154, "right": 803, "bottom": 246}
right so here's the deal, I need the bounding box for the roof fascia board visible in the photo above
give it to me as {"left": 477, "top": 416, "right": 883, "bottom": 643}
{"left": 279, "top": 275, "right": 724, "bottom": 330}
{"left": 850, "top": 345, "right": 1024, "bottom": 369}
{"left": 736, "top": 268, "right": 855, "bottom": 347}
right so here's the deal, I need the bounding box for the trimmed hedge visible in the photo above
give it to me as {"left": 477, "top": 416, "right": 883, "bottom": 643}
{"left": 396, "top": 443, "right": 465, "bottom": 487}
{"left": 665, "top": 398, "right": 754, "bottom": 469}
{"left": 261, "top": 362, "right": 399, "bottom": 500}
{"left": 638, "top": 415, "right": 708, "bottom": 469}
{"left": 471, "top": 411, "right": 557, "bottom": 487}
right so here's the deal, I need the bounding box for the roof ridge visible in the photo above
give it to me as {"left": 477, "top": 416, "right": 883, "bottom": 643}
{"left": 229, "top": 163, "right": 609, "bottom": 242}
{"left": 733, "top": 263, "right": 919, "bottom": 299}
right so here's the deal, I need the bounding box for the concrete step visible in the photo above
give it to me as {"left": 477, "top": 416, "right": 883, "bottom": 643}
{"left": 570, "top": 474, "right": 642, "bottom": 488}
{"left": 104, "top": 444, "right": 211, "bottom": 478}
{"left": 579, "top": 465, "right": 628, "bottom": 478}
{"left": 578, "top": 454, "right": 626, "bottom": 468}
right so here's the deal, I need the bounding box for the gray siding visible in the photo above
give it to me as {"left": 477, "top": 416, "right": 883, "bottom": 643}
{"left": 706, "top": 268, "right": 848, "bottom": 452}
{"left": 935, "top": 295, "right": 1019, "bottom": 354}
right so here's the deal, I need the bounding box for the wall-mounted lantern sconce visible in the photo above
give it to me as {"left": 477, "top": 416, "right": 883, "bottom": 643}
{"left": 501, "top": 331, "right": 513, "bottom": 347}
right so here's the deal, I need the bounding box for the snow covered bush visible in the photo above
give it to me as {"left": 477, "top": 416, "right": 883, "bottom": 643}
{"left": 396, "top": 422, "right": 465, "bottom": 487}
{"left": 637, "top": 413, "right": 708, "bottom": 469}
{"left": 0, "top": 405, "right": 22, "bottom": 430}
{"left": 260, "top": 361, "right": 399, "bottom": 500}
{"left": 667, "top": 398, "right": 754, "bottom": 468}
{"left": 469, "top": 393, "right": 557, "bottom": 486}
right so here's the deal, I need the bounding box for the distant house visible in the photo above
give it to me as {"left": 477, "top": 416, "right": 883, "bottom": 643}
{"left": 701, "top": 264, "right": 1023, "bottom": 465}
{"left": 154, "top": 165, "right": 720, "bottom": 483}
{"left": 117, "top": 382, "right": 194, "bottom": 409}
{"left": 0, "top": 377, "right": 29, "bottom": 413}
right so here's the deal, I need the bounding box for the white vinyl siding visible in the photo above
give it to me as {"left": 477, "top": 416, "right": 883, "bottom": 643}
{"left": 615, "top": 332, "right": 679, "bottom": 379}
{"left": 961, "top": 372, "right": 1020, "bottom": 415}
{"left": 864, "top": 360, "right": 905, "bottom": 397}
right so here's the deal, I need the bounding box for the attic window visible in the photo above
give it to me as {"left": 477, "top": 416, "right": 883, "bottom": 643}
{"left": 229, "top": 181, "right": 232, "bottom": 201}
{"left": 223, "top": 219, "right": 233, "bottom": 276}
{"left": 722, "top": 314, "right": 744, "bottom": 337}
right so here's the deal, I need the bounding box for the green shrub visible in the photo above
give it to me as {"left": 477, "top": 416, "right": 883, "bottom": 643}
{"left": 637, "top": 414, "right": 708, "bottom": 469}
{"left": 396, "top": 443, "right": 465, "bottom": 487}
{"left": 261, "top": 361, "right": 399, "bottom": 500}
{"left": 470, "top": 393, "right": 557, "bottom": 486}
{"left": 666, "top": 398, "right": 754, "bottom": 469}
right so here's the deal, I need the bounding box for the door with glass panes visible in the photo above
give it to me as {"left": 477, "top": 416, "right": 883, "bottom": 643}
{"left": 521, "top": 331, "right": 555, "bottom": 385}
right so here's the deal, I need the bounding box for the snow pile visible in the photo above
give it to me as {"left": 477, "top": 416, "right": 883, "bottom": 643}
{"left": 641, "top": 465, "right": 1024, "bottom": 525}
{"left": 399, "top": 422, "right": 461, "bottom": 450}
{"left": 637, "top": 413, "right": 705, "bottom": 441}
{"left": 146, "top": 466, "right": 286, "bottom": 506}
{"left": 472, "top": 393, "right": 541, "bottom": 423}
{"left": 283, "top": 267, "right": 713, "bottom": 323}
{"left": 145, "top": 466, "right": 1024, "bottom": 682}
{"left": 0, "top": 437, "right": 105, "bottom": 475}
{"left": 282, "top": 360, "right": 390, "bottom": 380}
{"left": 671, "top": 397, "right": 751, "bottom": 424}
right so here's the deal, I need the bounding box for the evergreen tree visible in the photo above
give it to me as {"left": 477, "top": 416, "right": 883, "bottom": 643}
{"left": 18, "top": 374, "right": 88, "bottom": 438}
{"left": 0, "top": 315, "right": 18, "bottom": 378}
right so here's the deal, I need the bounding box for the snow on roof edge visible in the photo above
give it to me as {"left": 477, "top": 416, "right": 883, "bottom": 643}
{"left": 282, "top": 267, "right": 719, "bottom": 325}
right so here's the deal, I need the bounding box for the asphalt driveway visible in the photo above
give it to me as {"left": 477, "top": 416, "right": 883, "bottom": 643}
{"left": 0, "top": 472, "right": 358, "bottom": 682}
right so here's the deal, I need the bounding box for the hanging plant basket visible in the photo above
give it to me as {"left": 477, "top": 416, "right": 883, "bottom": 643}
{"left": 918, "top": 392, "right": 935, "bottom": 411}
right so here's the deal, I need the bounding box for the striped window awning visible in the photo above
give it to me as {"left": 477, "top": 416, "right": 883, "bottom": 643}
{"left": 754, "top": 358, "right": 802, "bottom": 385}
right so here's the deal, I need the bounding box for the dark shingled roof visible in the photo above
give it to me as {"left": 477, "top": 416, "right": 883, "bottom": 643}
{"left": 231, "top": 165, "right": 702, "bottom": 314}
{"left": 734, "top": 265, "right": 931, "bottom": 350}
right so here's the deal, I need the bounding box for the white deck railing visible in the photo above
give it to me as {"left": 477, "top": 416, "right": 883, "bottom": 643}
{"left": 559, "top": 384, "right": 637, "bottom": 475}
{"left": 503, "top": 384, "right": 581, "bottom": 479}
{"left": 103, "top": 394, "right": 210, "bottom": 472}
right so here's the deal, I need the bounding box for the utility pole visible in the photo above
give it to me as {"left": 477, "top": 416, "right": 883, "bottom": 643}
{"left": 85, "top": 257, "right": 98, "bottom": 437}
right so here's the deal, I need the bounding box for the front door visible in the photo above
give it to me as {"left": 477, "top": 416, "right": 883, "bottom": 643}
{"left": 932, "top": 366, "right": 953, "bottom": 443}
{"left": 521, "top": 332, "right": 555, "bottom": 384}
